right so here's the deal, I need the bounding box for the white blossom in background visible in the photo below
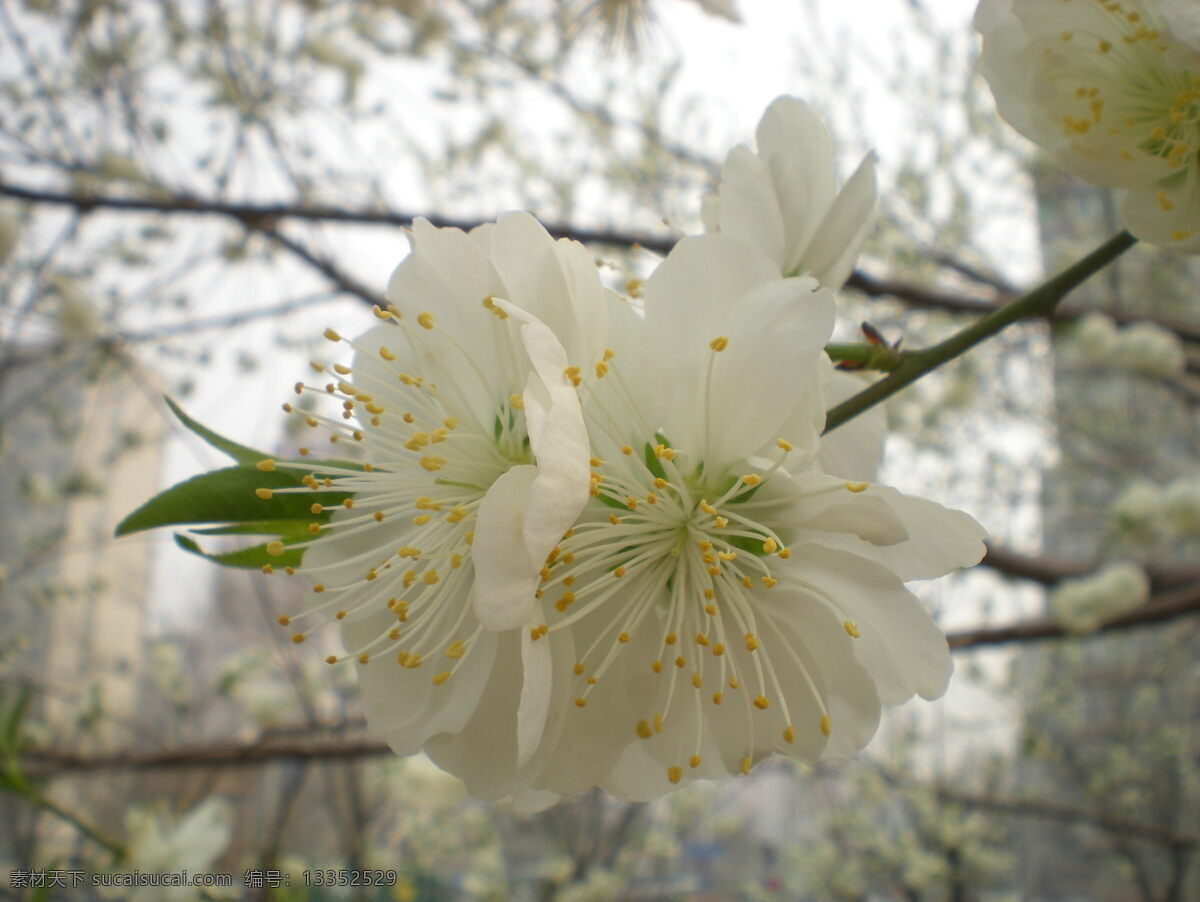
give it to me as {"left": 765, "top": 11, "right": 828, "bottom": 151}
{"left": 1110, "top": 480, "right": 1168, "bottom": 539}
{"left": 701, "top": 95, "right": 878, "bottom": 288}
{"left": 1111, "top": 320, "right": 1187, "bottom": 377}
{"left": 1068, "top": 312, "right": 1120, "bottom": 364}
{"left": 519, "top": 233, "right": 985, "bottom": 800}
{"left": 976, "top": 0, "right": 1200, "bottom": 251}
{"left": 1164, "top": 474, "right": 1200, "bottom": 533}
{"left": 122, "top": 799, "right": 233, "bottom": 902}
{"left": 264, "top": 213, "right": 611, "bottom": 800}
{"left": 1049, "top": 561, "right": 1151, "bottom": 633}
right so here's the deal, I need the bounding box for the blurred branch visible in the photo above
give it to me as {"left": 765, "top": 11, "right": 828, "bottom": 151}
{"left": 922, "top": 783, "right": 1196, "bottom": 850}
{"left": 980, "top": 544, "right": 1200, "bottom": 590}
{"left": 8, "top": 181, "right": 1200, "bottom": 348}
{"left": 947, "top": 580, "right": 1200, "bottom": 650}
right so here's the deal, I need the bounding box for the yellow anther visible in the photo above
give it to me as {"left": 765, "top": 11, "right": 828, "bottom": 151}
{"left": 712, "top": 692, "right": 723, "bottom": 705}
{"left": 664, "top": 633, "right": 677, "bottom": 645}
{"left": 717, "top": 551, "right": 737, "bottom": 562}
{"left": 667, "top": 765, "right": 682, "bottom": 784}
{"left": 845, "top": 481, "right": 869, "bottom": 493}
{"left": 298, "top": 447, "right": 309, "bottom": 456}
{"left": 309, "top": 361, "right": 325, "bottom": 373}
{"left": 313, "top": 584, "right": 325, "bottom": 593}
{"left": 778, "top": 548, "right": 791, "bottom": 559}
{"left": 417, "top": 311, "right": 434, "bottom": 329}
{"left": 509, "top": 393, "right": 524, "bottom": 409}
{"left": 404, "top": 653, "right": 423, "bottom": 669}
{"left": 1172, "top": 230, "right": 1195, "bottom": 242}
{"left": 1098, "top": 38, "right": 1111, "bottom": 53}
{"left": 695, "top": 632, "right": 709, "bottom": 646}
{"left": 618, "top": 632, "right": 630, "bottom": 643}
{"left": 432, "top": 671, "right": 451, "bottom": 685}
{"left": 323, "top": 328, "right": 341, "bottom": 342}
{"left": 413, "top": 514, "right": 431, "bottom": 525}
{"left": 465, "top": 530, "right": 474, "bottom": 545}
{"left": 256, "top": 459, "right": 276, "bottom": 472}
{"left": 715, "top": 517, "right": 729, "bottom": 529}
{"left": 266, "top": 541, "right": 286, "bottom": 557}
{"left": 674, "top": 655, "right": 685, "bottom": 668}
{"left": 291, "top": 633, "right": 306, "bottom": 644}
{"left": 709, "top": 336, "right": 728, "bottom": 352}
{"left": 691, "top": 672, "right": 703, "bottom": 688}
{"left": 653, "top": 477, "right": 667, "bottom": 489}
{"left": 262, "top": 564, "right": 274, "bottom": 574}
{"left": 782, "top": 725, "right": 795, "bottom": 744}
{"left": 374, "top": 511, "right": 384, "bottom": 522}
{"left": 740, "top": 757, "right": 751, "bottom": 775}
{"left": 365, "top": 568, "right": 378, "bottom": 581}
{"left": 761, "top": 577, "right": 778, "bottom": 588}
{"left": 595, "top": 360, "right": 609, "bottom": 378}
{"left": 444, "top": 641, "right": 465, "bottom": 660}
{"left": 762, "top": 538, "right": 778, "bottom": 554}
{"left": 689, "top": 754, "right": 701, "bottom": 768}
{"left": 419, "top": 456, "right": 445, "bottom": 472}
{"left": 309, "top": 503, "right": 323, "bottom": 515}
{"left": 603, "top": 348, "right": 614, "bottom": 361}
{"left": 621, "top": 444, "right": 633, "bottom": 455}
{"left": 422, "top": 569, "right": 440, "bottom": 585}
{"left": 753, "top": 695, "right": 769, "bottom": 710}
{"left": 711, "top": 643, "right": 725, "bottom": 656}
{"left": 379, "top": 346, "right": 396, "bottom": 361}
{"left": 636, "top": 720, "right": 653, "bottom": 739}
{"left": 740, "top": 474, "right": 762, "bottom": 487}
{"left": 613, "top": 566, "right": 626, "bottom": 578}
{"left": 776, "top": 438, "right": 793, "bottom": 452}
{"left": 652, "top": 660, "right": 662, "bottom": 673}
{"left": 325, "top": 655, "right": 338, "bottom": 665}
{"left": 333, "top": 363, "right": 352, "bottom": 376}
{"left": 574, "top": 697, "right": 588, "bottom": 708}
{"left": 276, "top": 615, "right": 290, "bottom": 626}
{"left": 255, "top": 488, "right": 274, "bottom": 500}
{"left": 653, "top": 714, "right": 663, "bottom": 733}
{"left": 820, "top": 714, "right": 832, "bottom": 736}
{"left": 728, "top": 676, "right": 740, "bottom": 690}
{"left": 843, "top": 621, "right": 861, "bottom": 638}
{"left": 308, "top": 523, "right": 321, "bottom": 534}
{"left": 744, "top": 633, "right": 759, "bottom": 652}
{"left": 357, "top": 653, "right": 370, "bottom": 665}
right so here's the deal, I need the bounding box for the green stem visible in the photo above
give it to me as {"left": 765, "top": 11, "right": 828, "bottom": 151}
{"left": 26, "top": 787, "right": 126, "bottom": 862}
{"left": 824, "top": 230, "right": 1138, "bottom": 433}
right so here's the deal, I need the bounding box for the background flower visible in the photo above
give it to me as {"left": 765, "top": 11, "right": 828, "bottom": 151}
{"left": 976, "top": 0, "right": 1200, "bottom": 251}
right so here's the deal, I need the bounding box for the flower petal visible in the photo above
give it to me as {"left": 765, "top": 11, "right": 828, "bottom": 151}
{"left": 471, "top": 464, "right": 541, "bottom": 631}
{"left": 798, "top": 151, "right": 877, "bottom": 288}
{"left": 518, "top": 620, "right": 553, "bottom": 766}
{"left": 715, "top": 146, "right": 786, "bottom": 269}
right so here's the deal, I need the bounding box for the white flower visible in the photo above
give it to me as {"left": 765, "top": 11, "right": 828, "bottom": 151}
{"left": 975, "top": 0, "right": 1200, "bottom": 251}
{"left": 1111, "top": 320, "right": 1186, "bottom": 376}
{"left": 1070, "top": 311, "right": 1120, "bottom": 363}
{"left": 1164, "top": 474, "right": 1200, "bottom": 533}
{"left": 1049, "top": 561, "right": 1150, "bottom": 633}
{"left": 124, "top": 799, "right": 232, "bottom": 902}
{"left": 1111, "top": 480, "right": 1167, "bottom": 538}
{"left": 701, "top": 96, "right": 878, "bottom": 287}
{"left": 521, "top": 235, "right": 985, "bottom": 800}
{"left": 269, "top": 213, "right": 610, "bottom": 798}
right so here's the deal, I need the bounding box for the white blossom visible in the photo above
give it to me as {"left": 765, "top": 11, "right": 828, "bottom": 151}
{"left": 1069, "top": 312, "right": 1120, "bottom": 363}
{"left": 1049, "top": 561, "right": 1150, "bottom": 633}
{"left": 1111, "top": 320, "right": 1187, "bottom": 376}
{"left": 1110, "top": 480, "right": 1167, "bottom": 538}
{"left": 976, "top": 0, "right": 1200, "bottom": 251}
{"left": 701, "top": 96, "right": 878, "bottom": 287}
{"left": 1164, "top": 474, "right": 1200, "bottom": 534}
{"left": 123, "top": 799, "right": 233, "bottom": 902}
{"left": 519, "top": 233, "right": 985, "bottom": 800}
{"left": 267, "top": 213, "right": 610, "bottom": 799}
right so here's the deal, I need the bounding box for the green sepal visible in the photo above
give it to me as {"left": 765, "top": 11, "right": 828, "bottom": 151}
{"left": 115, "top": 466, "right": 350, "bottom": 537}
{"left": 174, "top": 533, "right": 306, "bottom": 569}
{"left": 164, "top": 396, "right": 266, "bottom": 464}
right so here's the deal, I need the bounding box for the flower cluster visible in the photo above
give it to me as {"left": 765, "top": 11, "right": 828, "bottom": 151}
{"left": 975, "top": 0, "right": 1200, "bottom": 251}
{"left": 1049, "top": 561, "right": 1150, "bottom": 633}
{"left": 1068, "top": 312, "right": 1186, "bottom": 377}
{"left": 250, "top": 98, "right": 986, "bottom": 801}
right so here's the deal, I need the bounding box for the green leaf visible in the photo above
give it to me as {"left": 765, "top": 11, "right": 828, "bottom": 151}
{"left": 115, "top": 466, "right": 350, "bottom": 537}
{"left": 164, "top": 396, "right": 267, "bottom": 465}
{"left": 191, "top": 519, "right": 326, "bottom": 536}
{"left": 174, "top": 533, "right": 306, "bottom": 569}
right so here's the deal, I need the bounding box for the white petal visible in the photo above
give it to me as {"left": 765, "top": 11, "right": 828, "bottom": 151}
{"left": 702, "top": 280, "right": 836, "bottom": 463}
{"left": 756, "top": 96, "right": 837, "bottom": 227}
{"left": 799, "top": 152, "right": 877, "bottom": 288}
{"left": 817, "top": 368, "right": 886, "bottom": 481}
{"left": 716, "top": 146, "right": 786, "bottom": 269}
{"left": 501, "top": 301, "right": 593, "bottom": 573}
{"left": 781, "top": 544, "right": 953, "bottom": 703}
{"left": 517, "top": 621, "right": 553, "bottom": 766}
{"left": 471, "top": 465, "right": 540, "bottom": 631}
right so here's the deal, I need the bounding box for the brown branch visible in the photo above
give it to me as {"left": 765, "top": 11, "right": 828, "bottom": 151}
{"left": 7, "top": 181, "right": 1200, "bottom": 345}
{"left": 947, "top": 580, "right": 1200, "bottom": 650}
{"left": 929, "top": 785, "right": 1196, "bottom": 850}
{"left": 980, "top": 543, "right": 1200, "bottom": 591}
